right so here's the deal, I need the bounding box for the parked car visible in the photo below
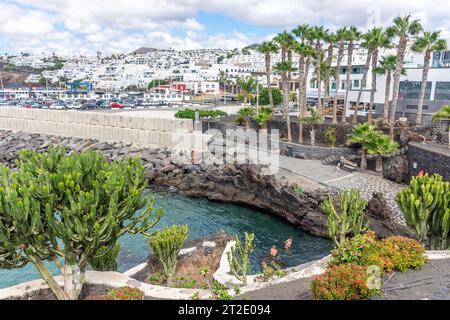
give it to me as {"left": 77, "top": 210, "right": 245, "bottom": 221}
{"left": 111, "top": 102, "right": 124, "bottom": 108}
{"left": 83, "top": 102, "right": 97, "bottom": 109}
{"left": 49, "top": 102, "right": 66, "bottom": 110}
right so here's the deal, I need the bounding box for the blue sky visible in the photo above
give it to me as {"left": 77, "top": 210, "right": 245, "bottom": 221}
{"left": 1, "top": 0, "right": 449, "bottom": 55}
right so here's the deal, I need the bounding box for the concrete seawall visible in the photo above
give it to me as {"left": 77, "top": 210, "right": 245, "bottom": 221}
{"left": 0, "top": 107, "right": 194, "bottom": 148}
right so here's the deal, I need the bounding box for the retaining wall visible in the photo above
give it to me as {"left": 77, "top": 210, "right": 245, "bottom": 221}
{"left": 0, "top": 107, "right": 194, "bottom": 148}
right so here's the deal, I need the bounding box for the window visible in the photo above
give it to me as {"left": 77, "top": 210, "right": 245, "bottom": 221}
{"left": 353, "top": 80, "right": 360, "bottom": 89}
{"left": 399, "top": 81, "right": 432, "bottom": 100}
{"left": 331, "top": 81, "right": 336, "bottom": 90}
{"left": 406, "top": 105, "right": 429, "bottom": 111}
{"left": 341, "top": 81, "right": 346, "bottom": 90}
{"left": 435, "top": 82, "right": 450, "bottom": 100}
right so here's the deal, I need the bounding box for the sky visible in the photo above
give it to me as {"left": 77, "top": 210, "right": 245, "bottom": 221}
{"left": 1, "top": 0, "right": 450, "bottom": 55}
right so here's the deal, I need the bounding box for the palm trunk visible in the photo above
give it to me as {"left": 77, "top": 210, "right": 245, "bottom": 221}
{"left": 283, "top": 73, "right": 292, "bottom": 142}
{"left": 353, "top": 49, "right": 372, "bottom": 123}
{"left": 315, "top": 41, "right": 322, "bottom": 113}
{"left": 323, "top": 43, "right": 334, "bottom": 111}
{"left": 375, "top": 154, "right": 383, "bottom": 176}
{"left": 390, "top": 37, "right": 407, "bottom": 141}
{"left": 361, "top": 149, "right": 367, "bottom": 170}
{"left": 416, "top": 50, "right": 430, "bottom": 127}
{"left": 265, "top": 54, "right": 274, "bottom": 109}
{"left": 298, "top": 55, "right": 306, "bottom": 143}
{"left": 303, "top": 56, "right": 312, "bottom": 117}
{"left": 310, "top": 128, "right": 316, "bottom": 146}
{"left": 342, "top": 41, "right": 354, "bottom": 123}
{"left": 368, "top": 49, "right": 378, "bottom": 124}
{"left": 383, "top": 71, "right": 391, "bottom": 123}
{"left": 333, "top": 41, "right": 345, "bottom": 124}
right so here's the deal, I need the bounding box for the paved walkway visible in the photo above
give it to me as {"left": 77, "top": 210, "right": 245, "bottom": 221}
{"left": 238, "top": 258, "right": 450, "bottom": 300}
{"left": 276, "top": 155, "right": 406, "bottom": 224}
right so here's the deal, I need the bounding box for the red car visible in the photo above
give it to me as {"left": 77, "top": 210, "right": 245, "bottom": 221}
{"left": 110, "top": 102, "right": 124, "bottom": 108}
{"left": 21, "top": 104, "right": 32, "bottom": 109}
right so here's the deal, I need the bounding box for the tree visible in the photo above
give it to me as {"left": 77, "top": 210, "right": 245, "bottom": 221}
{"left": 412, "top": 31, "right": 447, "bottom": 127}
{"left": 148, "top": 79, "right": 169, "bottom": 89}
{"left": 38, "top": 76, "right": 47, "bottom": 86}
{"left": 432, "top": 105, "right": 450, "bottom": 123}
{"left": 368, "top": 29, "right": 393, "bottom": 124}
{"left": 302, "top": 107, "right": 323, "bottom": 146}
{"left": 347, "top": 123, "right": 378, "bottom": 170}
{"left": 293, "top": 42, "right": 315, "bottom": 143}
{"left": 237, "top": 107, "right": 255, "bottom": 129}
{"left": 365, "top": 133, "right": 398, "bottom": 175}
{"left": 257, "top": 41, "right": 279, "bottom": 109}
{"left": 0, "top": 147, "right": 163, "bottom": 300}
{"left": 374, "top": 55, "right": 406, "bottom": 124}
{"left": 253, "top": 106, "right": 273, "bottom": 129}
{"left": 386, "top": 15, "right": 422, "bottom": 139}
{"left": 274, "top": 61, "right": 295, "bottom": 142}
{"left": 342, "top": 26, "right": 362, "bottom": 123}
{"left": 323, "top": 32, "right": 337, "bottom": 101}
{"left": 236, "top": 76, "right": 257, "bottom": 106}
{"left": 332, "top": 27, "right": 348, "bottom": 124}
{"left": 258, "top": 87, "right": 282, "bottom": 106}
{"left": 311, "top": 26, "right": 329, "bottom": 114}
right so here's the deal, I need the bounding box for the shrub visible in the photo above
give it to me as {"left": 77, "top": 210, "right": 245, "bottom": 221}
{"left": 211, "top": 280, "right": 233, "bottom": 300}
{"left": 255, "top": 260, "right": 288, "bottom": 282}
{"left": 108, "top": 287, "right": 145, "bottom": 300}
{"left": 148, "top": 225, "right": 189, "bottom": 286}
{"left": 325, "top": 127, "right": 337, "bottom": 148}
{"left": 311, "top": 263, "right": 381, "bottom": 300}
{"left": 148, "top": 272, "right": 167, "bottom": 285}
{"left": 360, "top": 237, "right": 427, "bottom": 272}
{"left": 329, "top": 232, "right": 377, "bottom": 267}
{"left": 322, "top": 189, "right": 369, "bottom": 247}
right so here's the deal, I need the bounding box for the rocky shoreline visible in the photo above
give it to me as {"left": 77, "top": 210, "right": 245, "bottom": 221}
{"left": 0, "top": 130, "right": 414, "bottom": 239}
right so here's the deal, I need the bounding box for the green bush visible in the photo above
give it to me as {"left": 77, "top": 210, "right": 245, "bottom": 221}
{"left": 396, "top": 173, "right": 450, "bottom": 250}
{"left": 108, "top": 287, "right": 145, "bottom": 300}
{"left": 311, "top": 263, "right": 381, "bottom": 300}
{"left": 148, "top": 225, "right": 189, "bottom": 286}
{"left": 258, "top": 87, "right": 283, "bottom": 106}
{"left": 325, "top": 127, "right": 337, "bottom": 147}
{"left": 174, "top": 109, "right": 228, "bottom": 120}
{"left": 329, "top": 232, "right": 377, "bottom": 267}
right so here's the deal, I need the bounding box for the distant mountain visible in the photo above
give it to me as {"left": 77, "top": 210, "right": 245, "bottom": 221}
{"left": 245, "top": 43, "right": 260, "bottom": 50}
{"left": 128, "top": 47, "right": 159, "bottom": 55}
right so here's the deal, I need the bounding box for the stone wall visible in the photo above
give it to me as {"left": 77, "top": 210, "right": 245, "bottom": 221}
{"left": 407, "top": 142, "right": 450, "bottom": 181}
{"left": 0, "top": 107, "right": 194, "bottom": 148}
{"left": 280, "top": 141, "right": 356, "bottom": 160}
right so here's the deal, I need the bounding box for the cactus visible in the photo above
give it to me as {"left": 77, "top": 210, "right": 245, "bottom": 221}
{"left": 0, "top": 146, "right": 164, "bottom": 300}
{"left": 227, "top": 232, "right": 255, "bottom": 286}
{"left": 396, "top": 173, "right": 450, "bottom": 249}
{"left": 148, "top": 225, "right": 189, "bottom": 286}
{"left": 322, "top": 189, "right": 370, "bottom": 247}
{"left": 89, "top": 241, "right": 121, "bottom": 271}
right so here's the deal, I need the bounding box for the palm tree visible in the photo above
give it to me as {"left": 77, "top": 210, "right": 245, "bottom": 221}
{"left": 257, "top": 41, "right": 279, "bottom": 109}
{"left": 237, "top": 107, "right": 256, "bottom": 129}
{"left": 236, "top": 76, "right": 257, "bottom": 106}
{"left": 368, "top": 29, "right": 392, "bottom": 124}
{"left": 293, "top": 42, "right": 315, "bottom": 143}
{"left": 412, "top": 31, "right": 447, "bottom": 127}
{"left": 302, "top": 107, "right": 323, "bottom": 146}
{"left": 253, "top": 106, "right": 274, "bottom": 129}
{"left": 323, "top": 32, "right": 337, "bottom": 103}
{"left": 274, "top": 61, "right": 295, "bottom": 142}
{"left": 332, "top": 27, "right": 348, "bottom": 124}
{"left": 347, "top": 123, "right": 377, "bottom": 170}
{"left": 352, "top": 28, "right": 376, "bottom": 124}
{"left": 274, "top": 31, "right": 295, "bottom": 64}
{"left": 342, "top": 26, "right": 362, "bottom": 123}
{"left": 366, "top": 133, "right": 398, "bottom": 176}
{"left": 311, "top": 26, "right": 328, "bottom": 114}
{"left": 386, "top": 15, "right": 422, "bottom": 139}
{"left": 432, "top": 105, "right": 450, "bottom": 123}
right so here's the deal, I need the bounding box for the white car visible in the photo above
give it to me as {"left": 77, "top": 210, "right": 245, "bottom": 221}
{"left": 49, "top": 103, "right": 66, "bottom": 110}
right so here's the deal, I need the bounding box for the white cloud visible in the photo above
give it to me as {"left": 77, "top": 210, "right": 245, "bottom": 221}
{"left": 1, "top": 0, "right": 450, "bottom": 54}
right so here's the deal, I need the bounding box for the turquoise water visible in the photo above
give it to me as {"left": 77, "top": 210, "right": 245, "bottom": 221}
{"left": 0, "top": 190, "right": 333, "bottom": 289}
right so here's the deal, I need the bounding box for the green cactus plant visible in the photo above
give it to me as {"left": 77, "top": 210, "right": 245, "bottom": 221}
{"left": 148, "top": 225, "right": 189, "bottom": 286}
{"left": 227, "top": 232, "right": 255, "bottom": 286}
{"left": 322, "top": 189, "right": 370, "bottom": 247}
{"left": 0, "top": 146, "right": 164, "bottom": 300}
{"left": 89, "top": 241, "right": 121, "bottom": 271}
{"left": 396, "top": 173, "right": 450, "bottom": 249}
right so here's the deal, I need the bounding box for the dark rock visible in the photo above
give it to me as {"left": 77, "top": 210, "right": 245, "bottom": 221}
{"left": 383, "top": 156, "right": 408, "bottom": 183}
